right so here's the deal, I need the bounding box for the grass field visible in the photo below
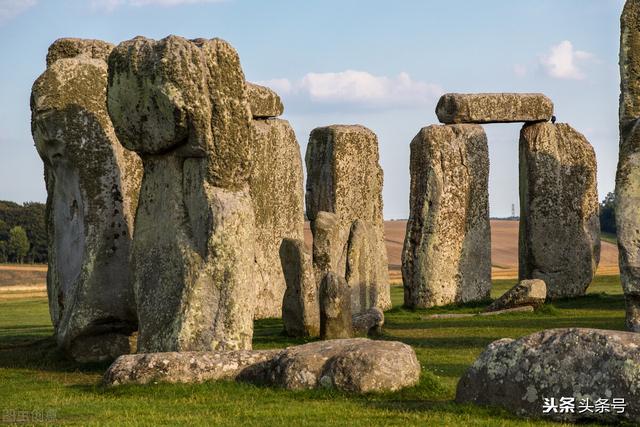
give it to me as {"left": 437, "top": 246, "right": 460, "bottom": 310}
{"left": 0, "top": 276, "right": 630, "bottom": 426}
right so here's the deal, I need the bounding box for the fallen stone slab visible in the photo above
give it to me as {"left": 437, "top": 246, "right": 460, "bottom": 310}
{"left": 352, "top": 307, "right": 384, "bottom": 336}
{"left": 436, "top": 93, "right": 553, "bottom": 124}
{"left": 422, "top": 306, "right": 534, "bottom": 319}
{"left": 247, "top": 82, "right": 284, "bottom": 118}
{"left": 262, "top": 338, "right": 420, "bottom": 393}
{"left": 104, "top": 338, "right": 421, "bottom": 394}
{"left": 485, "top": 279, "right": 546, "bottom": 312}
{"left": 103, "top": 350, "right": 280, "bottom": 386}
{"left": 456, "top": 328, "right": 640, "bottom": 424}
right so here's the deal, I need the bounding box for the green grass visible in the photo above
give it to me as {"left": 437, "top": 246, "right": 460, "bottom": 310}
{"left": 600, "top": 231, "right": 617, "bottom": 245}
{"left": 0, "top": 276, "right": 629, "bottom": 426}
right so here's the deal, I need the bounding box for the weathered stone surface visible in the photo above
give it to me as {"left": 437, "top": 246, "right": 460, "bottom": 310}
{"left": 352, "top": 307, "right": 384, "bottom": 336}
{"left": 486, "top": 279, "right": 546, "bottom": 312}
{"left": 247, "top": 83, "right": 284, "bottom": 118}
{"left": 436, "top": 93, "right": 553, "bottom": 124}
{"left": 280, "top": 238, "right": 320, "bottom": 337}
{"left": 618, "top": 1, "right": 640, "bottom": 332}
{"left": 104, "top": 339, "right": 421, "bottom": 394}
{"left": 46, "top": 38, "right": 114, "bottom": 67}
{"left": 250, "top": 118, "right": 305, "bottom": 319}
{"left": 402, "top": 124, "right": 491, "bottom": 308}
{"left": 31, "top": 40, "right": 142, "bottom": 363}
{"left": 107, "top": 36, "right": 257, "bottom": 352}
{"left": 320, "top": 272, "right": 352, "bottom": 339}
{"left": 456, "top": 328, "right": 640, "bottom": 423}
{"left": 104, "top": 349, "right": 280, "bottom": 386}
{"left": 306, "top": 125, "right": 390, "bottom": 311}
{"left": 519, "top": 122, "right": 600, "bottom": 298}
{"left": 263, "top": 339, "right": 420, "bottom": 392}
{"left": 311, "top": 211, "right": 348, "bottom": 285}
{"left": 345, "top": 220, "right": 379, "bottom": 314}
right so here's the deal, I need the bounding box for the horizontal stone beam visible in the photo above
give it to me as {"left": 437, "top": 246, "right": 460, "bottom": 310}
{"left": 436, "top": 93, "right": 553, "bottom": 124}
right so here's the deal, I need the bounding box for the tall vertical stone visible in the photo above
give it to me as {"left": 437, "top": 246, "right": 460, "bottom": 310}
{"left": 107, "top": 36, "right": 257, "bottom": 352}
{"left": 618, "top": 0, "right": 640, "bottom": 331}
{"left": 320, "top": 272, "right": 353, "bottom": 339}
{"left": 280, "top": 238, "right": 320, "bottom": 337}
{"left": 305, "top": 125, "right": 390, "bottom": 312}
{"left": 519, "top": 122, "right": 600, "bottom": 298}
{"left": 30, "top": 38, "right": 142, "bottom": 362}
{"left": 248, "top": 85, "right": 305, "bottom": 318}
{"left": 402, "top": 124, "right": 491, "bottom": 308}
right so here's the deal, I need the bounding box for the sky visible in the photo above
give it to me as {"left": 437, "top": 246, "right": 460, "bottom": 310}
{"left": 0, "top": 0, "right": 625, "bottom": 219}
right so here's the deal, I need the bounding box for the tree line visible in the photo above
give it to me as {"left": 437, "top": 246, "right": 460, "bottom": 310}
{"left": 0, "top": 201, "right": 46, "bottom": 263}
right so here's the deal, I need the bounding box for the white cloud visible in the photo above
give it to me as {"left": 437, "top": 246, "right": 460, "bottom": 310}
{"left": 513, "top": 64, "right": 527, "bottom": 78}
{"left": 540, "top": 40, "right": 594, "bottom": 80}
{"left": 258, "top": 70, "right": 443, "bottom": 109}
{"left": 91, "top": 0, "right": 223, "bottom": 11}
{"left": 0, "top": 0, "right": 36, "bottom": 25}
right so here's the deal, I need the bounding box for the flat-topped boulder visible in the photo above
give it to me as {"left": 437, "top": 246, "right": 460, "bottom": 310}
{"left": 104, "top": 338, "right": 421, "bottom": 394}
{"left": 436, "top": 93, "right": 553, "bottom": 124}
{"left": 247, "top": 83, "right": 284, "bottom": 118}
{"left": 457, "top": 328, "right": 640, "bottom": 423}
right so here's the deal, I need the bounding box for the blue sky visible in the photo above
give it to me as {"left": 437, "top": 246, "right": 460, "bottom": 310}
{"left": 0, "top": 0, "right": 625, "bottom": 218}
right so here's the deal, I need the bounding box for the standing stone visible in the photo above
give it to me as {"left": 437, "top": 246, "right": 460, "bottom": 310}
{"left": 306, "top": 125, "right": 390, "bottom": 312}
{"left": 30, "top": 39, "right": 142, "bottom": 362}
{"left": 519, "top": 122, "right": 600, "bottom": 298}
{"left": 436, "top": 93, "right": 554, "bottom": 124}
{"left": 107, "top": 36, "right": 256, "bottom": 352}
{"left": 311, "top": 211, "right": 349, "bottom": 285}
{"left": 280, "top": 238, "right": 320, "bottom": 337}
{"left": 402, "top": 124, "right": 491, "bottom": 308}
{"left": 618, "top": 0, "right": 640, "bottom": 332}
{"left": 320, "top": 272, "right": 353, "bottom": 339}
{"left": 250, "top": 117, "right": 305, "bottom": 319}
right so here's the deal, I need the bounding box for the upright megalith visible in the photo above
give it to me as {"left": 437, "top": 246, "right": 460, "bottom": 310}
{"left": 30, "top": 38, "right": 142, "bottom": 362}
{"left": 320, "top": 272, "right": 353, "bottom": 339}
{"left": 306, "top": 125, "right": 390, "bottom": 312}
{"left": 280, "top": 238, "right": 320, "bottom": 337}
{"left": 436, "top": 93, "right": 554, "bottom": 124}
{"left": 618, "top": 0, "right": 640, "bottom": 332}
{"left": 107, "top": 36, "right": 257, "bottom": 352}
{"left": 402, "top": 124, "right": 491, "bottom": 308}
{"left": 249, "top": 83, "right": 305, "bottom": 319}
{"left": 519, "top": 122, "right": 600, "bottom": 298}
